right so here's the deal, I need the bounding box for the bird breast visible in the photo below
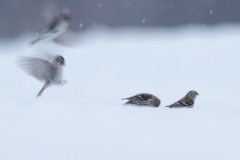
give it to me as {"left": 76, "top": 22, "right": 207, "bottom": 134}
{"left": 46, "top": 66, "right": 63, "bottom": 84}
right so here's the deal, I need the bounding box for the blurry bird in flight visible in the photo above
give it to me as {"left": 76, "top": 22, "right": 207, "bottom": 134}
{"left": 166, "top": 90, "right": 199, "bottom": 108}
{"left": 29, "top": 2, "right": 74, "bottom": 46}
{"left": 17, "top": 55, "right": 66, "bottom": 98}
{"left": 122, "top": 93, "right": 161, "bottom": 107}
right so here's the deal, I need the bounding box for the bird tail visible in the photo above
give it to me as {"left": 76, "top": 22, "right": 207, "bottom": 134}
{"left": 121, "top": 98, "right": 129, "bottom": 106}
{"left": 29, "top": 39, "right": 40, "bottom": 46}
{"left": 36, "top": 82, "right": 49, "bottom": 98}
{"left": 166, "top": 104, "right": 174, "bottom": 108}
{"left": 29, "top": 34, "right": 48, "bottom": 46}
{"left": 29, "top": 37, "right": 42, "bottom": 46}
{"left": 123, "top": 101, "right": 132, "bottom": 106}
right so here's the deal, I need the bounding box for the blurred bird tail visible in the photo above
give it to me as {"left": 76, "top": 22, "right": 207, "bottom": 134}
{"left": 29, "top": 38, "right": 41, "bottom": 46}
{"left": 29, "top": 34, "right": 47, "bottom": 46}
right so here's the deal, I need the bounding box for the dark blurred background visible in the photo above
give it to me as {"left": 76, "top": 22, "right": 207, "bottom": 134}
{"left": 1, "top": 0, "right": 240, "bottom": 38}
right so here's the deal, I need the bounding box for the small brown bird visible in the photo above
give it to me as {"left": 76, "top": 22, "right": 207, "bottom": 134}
{"left": 166, "top": 90, "right": 199, "bottom": 108}
{"left": 17, "top": 55, "right": 66, "bottom": 97}
{"left": 122, "top": 93, "right": 161, "bottom": 107}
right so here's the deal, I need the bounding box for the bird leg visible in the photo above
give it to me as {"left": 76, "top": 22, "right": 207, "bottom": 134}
{"left": 36, "top": 81, "right": 50, "bottom": 98}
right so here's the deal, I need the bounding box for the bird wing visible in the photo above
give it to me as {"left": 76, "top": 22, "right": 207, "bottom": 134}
{"left": 123, "top": 93, "right": 156, "bottom": 106}
{"left": 136, "top": 93, "right": 153, "bottom": 101}
{"left": 41, "top": 2, "right": 60, "bottom": 24}
{"left": 166, "top": 95, "right": 194, "bottom": 108}
{"left": 54, "top": 29, "right": 80, "bottom": 47}
{"left": 48, "top": 18, "right": 61, "bottom": 32}
{"left": 178, "top": 96, "right": 194, "bottom": 106}
{"left": 124, "top": 93, "right": 152, "bottom": 101}
{"left": 17, "top": 57, "right": 53, "bottom": 81}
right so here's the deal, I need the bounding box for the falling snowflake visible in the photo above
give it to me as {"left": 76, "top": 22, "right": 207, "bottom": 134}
{"left": 142, "top": 18, "right": 146, "bottom": 23}
{"left": 210, "top": 10, "right": 213, "bottom": 15}
{"left": 79, "top": 23, "right": 83, "bottom": 28}
{"left": 99, "top": 3, "right": 102, "bottom": 8}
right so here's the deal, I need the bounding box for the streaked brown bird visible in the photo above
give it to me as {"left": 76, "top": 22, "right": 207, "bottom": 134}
{"left": 17, "top": 55, "right": 66, "bottom": 97}
{"left": 122, "top": 93, "right": 161, "bottom": 107}
{"left": 166, "top": 90, "right": 199, "bottom": 108}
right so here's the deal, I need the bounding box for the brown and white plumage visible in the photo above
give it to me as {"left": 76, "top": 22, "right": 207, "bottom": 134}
{"left": 122, "top": 93, "right": 161, "bottom": 107}
{"left": 166, "top": 90, "right": 199, "bottom": 108}
{"left": 17, "top": 55, "right": 65, "bottom": 97}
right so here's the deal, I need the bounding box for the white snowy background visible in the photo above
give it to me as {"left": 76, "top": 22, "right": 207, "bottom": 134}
{"left": 0, "top": 25, "right": 240, "bottom": 160}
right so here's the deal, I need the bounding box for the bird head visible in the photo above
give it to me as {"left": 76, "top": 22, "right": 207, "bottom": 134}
{"left": 53, "top": 55, "right": 65, "bottom": 67}
{"left": 187, "top": 90, "right": 199, "bottom": 100}
{"left": 59, "top": 13, "right": 71, "bottom": 22}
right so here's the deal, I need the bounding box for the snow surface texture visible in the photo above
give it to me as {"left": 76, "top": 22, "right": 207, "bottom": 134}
{"left": 0, "top": 26, "right": 240, "bottom": 160}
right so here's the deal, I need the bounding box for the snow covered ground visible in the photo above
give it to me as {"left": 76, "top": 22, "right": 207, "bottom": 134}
{"left": 0, "top": 25, "right": 240, "bottom": 160}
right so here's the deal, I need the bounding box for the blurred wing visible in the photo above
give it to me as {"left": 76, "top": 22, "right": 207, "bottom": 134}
{"left": 17, "top": 57, "right": 52, "bottom": 81}
{"left": 54, "top": 29, "right": 81, "bottom": 47}
{"left": 41, "top": 1, "right": 60, "bottom": 23}
{"left": 48, "top": 18, "right": 61, "bottom": 31}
